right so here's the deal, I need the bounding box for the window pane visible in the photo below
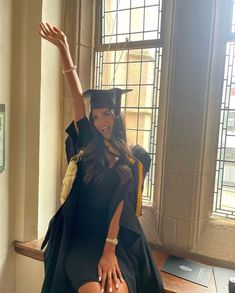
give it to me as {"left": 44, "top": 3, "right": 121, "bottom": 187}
{"left": 128, "top": 49, "right": 141, "bottom": 61}
{"left": 146, "top": 0, "right": 161, "bottom": 5}
{"left": 128, "top": 62, "right": 141, "bottom": 84}
{"left": 141, "top": 61, "right": 155, "bottom": 85}
{"left": 144, "top": 31, "right": 159, "bottom": 40}
{"left": 125, "top": 110, "right": 138, "bottom": 129}
{"left": 101, "top": 0, "right": 162, "bottom": 44}
{"left": 138, "top": 109, "right": 152, "bottom": 130}
{"left": 227, "top": 111, "right": 235, "bottom": 134}
{"left": 221, "top": 186, "right": 235, "bottom": 211}
{"left": 144, "top": 6, "right": 159, "bottom": 32}
{"left": 142, "top": 48, "right": 156, "bottom": 60}
{"left": 119, "top": 0, "right": 131, "bottom": 10}
{"left": 104, "top": 12, "right": 116, "bottom": 38}
{"left": 114, "top": 63, "right": 128, "bottom": 85}
{"left": 131, "top": 8, "right": 144, "bottom": 34}
{"left": 126, "top": 129, "right": 137, "bottom": 145}
{"left": 139, "top": 85, "right": 154, "bottom": 107}
{"left": 104, "top": 0, "right": 116, "bottom": 12}
{"left": 223, "top": 162, "right": 235, "bottom": 186}
{"left": 131, "top": 0, "right": 144, "bottom": 8}
{"left": 232, "top": 0, "right": 235, "bottom": 32}
{"left": 117, "top": 10, "right": 130, "bottom": 35}
{"left": 214, "top": 41, "right": 235, "bottom": 218}
{"left": 102, "top": 63, "right": 115, "bottom": 85}
{"left": 124, "top": 86, "right": 140, "bottom": 107}
{"left": 137, "top": 130, "right": 150, "bottom": 150}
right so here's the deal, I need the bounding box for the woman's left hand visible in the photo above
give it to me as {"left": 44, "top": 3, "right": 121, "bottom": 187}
{"left": 38, "top": 22, "right": 68, "bottom": 49}
{"left": 98, "top": 246, "right": 123, "bottom": 292}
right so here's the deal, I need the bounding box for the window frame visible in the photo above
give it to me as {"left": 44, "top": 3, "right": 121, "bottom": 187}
{"left": 95, "top": 0, "right": 165, "bottom": 52}
{"left": 213, "top": 0, "right": 235, "bottom": 219}
{"left": 94, "top": 0, "right": 165, "bottom": 204}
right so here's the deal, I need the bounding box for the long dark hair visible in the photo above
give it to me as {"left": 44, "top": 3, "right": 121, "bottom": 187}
{"left": 82, "top": 112, "right": 132, "bottom": 185}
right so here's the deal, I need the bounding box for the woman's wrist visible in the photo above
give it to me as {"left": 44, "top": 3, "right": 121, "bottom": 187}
{"left": 58, "top": 39, "right": 69, "bottom": 53}
{"left": 106, "top": 238, "right": 118, "bottom": 245}
{"left": 103, "top": 241, "right": 116, "bottom": 253}
{"left": 62, "top": 65, "right": 77, "bottom": 74}
{"left": 58, "top": 41, "right": 75, "bottom": 73}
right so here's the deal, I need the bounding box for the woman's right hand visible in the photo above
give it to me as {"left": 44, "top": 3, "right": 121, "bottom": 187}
{"left": 38, "top": 22, "right": 67, "bottom": 49}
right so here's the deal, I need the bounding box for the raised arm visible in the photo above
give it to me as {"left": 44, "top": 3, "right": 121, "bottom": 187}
{"left": 39, "top": 22, "right": 85, "bottom": 123}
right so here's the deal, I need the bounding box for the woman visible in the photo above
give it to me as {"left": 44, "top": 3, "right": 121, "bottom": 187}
{"left": 39, "top": 22, "right": 163, "bottom": 293}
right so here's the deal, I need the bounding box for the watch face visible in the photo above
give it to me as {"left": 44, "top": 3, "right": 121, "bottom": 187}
{"left": 106, "top": 238, "right": 118, "bottom": 245}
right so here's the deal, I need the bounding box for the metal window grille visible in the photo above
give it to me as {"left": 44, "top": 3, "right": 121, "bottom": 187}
{"left": 95, "top": 0, "right": 163, "bottom": 203}
{"left": 213, "top": 1, "right": 235, "bottom": 218}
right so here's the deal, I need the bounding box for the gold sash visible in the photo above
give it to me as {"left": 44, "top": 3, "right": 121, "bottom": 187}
{"left": 60, "top": 150, "right": 84, "bottom": 204}
{"left": 60, "top": 141, "right": 143, "bottom": 216}
{"left": 59, "top": 140, "right": 119, "bottom": 204}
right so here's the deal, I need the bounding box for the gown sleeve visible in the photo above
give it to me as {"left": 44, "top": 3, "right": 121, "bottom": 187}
{"left": 107, "top": 160, "right": 164, "bottom": 292}
{"left": 65, "top": 117, "right": 92, "bottom": 162}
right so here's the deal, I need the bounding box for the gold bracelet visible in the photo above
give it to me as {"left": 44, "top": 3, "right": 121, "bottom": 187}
{"left": 62, "top": 65, "right": 77, "bottom": 74}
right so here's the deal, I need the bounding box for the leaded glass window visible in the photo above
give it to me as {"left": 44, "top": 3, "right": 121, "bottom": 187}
{"left": 214, "top": 0, "right": 235, "bottom": 219}
{"left": 95, "top": 0, "right": 163, "bottom": 203}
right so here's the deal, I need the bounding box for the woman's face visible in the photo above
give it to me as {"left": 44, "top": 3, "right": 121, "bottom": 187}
{"left": 92, "top": 108, "right": 115, "bottom": 140}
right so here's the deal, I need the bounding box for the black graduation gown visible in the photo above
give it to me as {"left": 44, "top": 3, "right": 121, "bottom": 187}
{"left": 41, "top": 121, "right": 163, "bottom": 293}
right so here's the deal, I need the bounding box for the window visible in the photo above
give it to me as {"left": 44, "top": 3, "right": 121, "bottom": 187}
{"left": 95, "top": 0, "right": 163, "bottom": 203}
{"left": 213, "top": 0, "right": 235, "bottom": 219}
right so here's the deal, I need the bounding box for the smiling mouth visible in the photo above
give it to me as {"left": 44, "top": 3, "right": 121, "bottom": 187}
{"left": 101, "top": 126, "right": 111, "bottom": 136}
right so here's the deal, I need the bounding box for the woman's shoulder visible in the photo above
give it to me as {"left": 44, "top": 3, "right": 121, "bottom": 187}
{"left": 129, "top": 144, "right": 151, "bottom": 173}
{"left": 65, "top": 116, "right": 89, "bottom": 135}
{"left": 65, "top": 117, "right": 92, "bottom": 162}
{"left": 76, "top": 116, "right": 90, "bottom": 130}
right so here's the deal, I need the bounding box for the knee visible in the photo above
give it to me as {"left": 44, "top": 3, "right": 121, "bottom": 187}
{"left": 105, "top": 280, "right": 128, "bottom": 293}
{"left": 79, "top": 281, "right": 100, "bottom": 293}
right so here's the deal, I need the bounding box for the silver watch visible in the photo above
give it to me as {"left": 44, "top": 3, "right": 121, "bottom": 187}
{"left": 106, "top": 238, "right": 118, "bottom": 245}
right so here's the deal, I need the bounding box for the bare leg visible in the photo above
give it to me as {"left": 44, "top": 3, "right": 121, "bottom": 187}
{"left": 105, "top": 279, "right": 129, "bottom": 293}
{"left": 78, "top": 280, "right": 129, "bottom": 293}
{"left": 78, "top": 281, "right": 100, "bottom": 293}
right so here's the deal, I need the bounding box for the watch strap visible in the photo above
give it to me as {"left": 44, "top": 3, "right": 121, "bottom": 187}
{"left": 106, "top": 238, "right": 118, "bottom": 245}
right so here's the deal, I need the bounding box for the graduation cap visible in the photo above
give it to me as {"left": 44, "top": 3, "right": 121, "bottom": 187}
{"left": 83, "top": 88, "right": 132, "bottom": 115}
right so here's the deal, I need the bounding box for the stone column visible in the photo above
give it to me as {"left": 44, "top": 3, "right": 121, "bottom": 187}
{"left": 159, "top": 0, "right": 219, "bottom": 253}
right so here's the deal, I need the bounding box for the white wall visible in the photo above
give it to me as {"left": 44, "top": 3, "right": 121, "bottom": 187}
{"left": 8, "top": 0, "right": 43, "bottom": 291}
{"left": 0, "top": 0, "right": 63, "bottom": 291}
{"left": 16, "top": 256, "right": 44, "bottom": 293}
{"left": 0, "top": 0, "right": 16, "bottom": 291}
{"left": 13, "top": 0, "right": 63, "bottom": 291}
{"left": 38, "top": 0, "right": 63, "bottom": 239}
